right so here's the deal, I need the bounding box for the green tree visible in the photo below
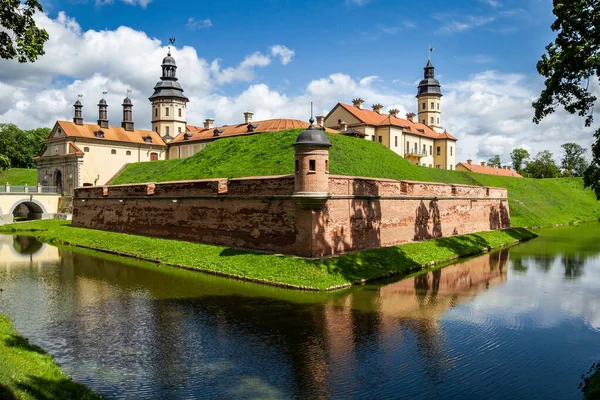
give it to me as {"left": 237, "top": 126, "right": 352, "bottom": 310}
{"left": 561, "top": 142, "right": 588, "bottom": 176}
{"left": 0, "top": 154, "right": 10, "bottom": 171}
{"left": 0, "top": 0, "right": 49, "bottom": 63}
{"left": 487, "top": 154, "right": 502, "bottom": 167}
{"left": 0, "top": 124, "right": 49, "bottom": 168}
{"left": 525, "top": 150, "right": 561, "bottom": 178}
{"left": 510, "top": 148, "right": 530, "bottom": 173}
{"left": 532, "top": 0, "right": 600, "bottom": 197}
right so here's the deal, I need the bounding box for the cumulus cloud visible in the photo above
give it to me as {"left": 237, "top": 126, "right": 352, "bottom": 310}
{"left": 270, "top": 45, "right": 295, "bottom": 65}
{"left": 0, "top": 11, "right": 596, "bottom": 169}
{"left": 185, "top": 17, "right": 212, "bottom": 30}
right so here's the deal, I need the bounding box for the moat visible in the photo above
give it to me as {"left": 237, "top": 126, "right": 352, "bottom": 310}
{"left": 1, "top": 223, "right": 599, "bottom": 399}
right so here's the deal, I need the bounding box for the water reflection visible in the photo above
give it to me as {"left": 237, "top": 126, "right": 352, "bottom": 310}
{"left": 0, "top": 224, "right": 599, "bottom": 399}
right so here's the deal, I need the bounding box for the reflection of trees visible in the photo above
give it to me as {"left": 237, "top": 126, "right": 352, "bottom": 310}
{"left": 562, "top": 253, "right": 586, "bottom": 279}
{"left": 12, "top": 235, "right": 43, "bottom": 255}
{"left": 511, "top": 256, "right": 528, "bottom": 273}
{"left": 533, "top": 254, "right": 556, "bottom": 273}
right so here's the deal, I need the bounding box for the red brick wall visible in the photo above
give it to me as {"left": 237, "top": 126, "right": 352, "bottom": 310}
{"left": 72, "top": 175, "right": 510, "bottom": 258}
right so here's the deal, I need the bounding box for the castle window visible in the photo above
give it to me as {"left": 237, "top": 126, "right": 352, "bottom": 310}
{"left": 178, "top": 127, "right": 182, "bottom": 133}
{"left": 394, "top": 136, "right": 398, "bottom": 147}
{"left": 338, "top": 119, "right": 342, "bottom": 124}
{"left": 423, "top": 144, "right": 426, "bottom": 154}
{"left": 429, "top": 145, "right": 433, "bottom": 155}
{"left": 84, "top": 147, "right": 89, "bottom": 152}
{"left": 430, "top": 102, "right": 434, "bottom": 109}
{"left": 150, "top": 152, "right": 158, "bottom": 161}
{"left": 378, "top": 136, "right": 382, "bottom": 143}
{"left": 371, "top": 136, "right": 375, "bottom": 141}
{"left": 325, "top": 160, "right": 329, "bottom": 172}
{"left": 437, "top": 118, "right": 440, "bottom": 124}
{"left": 406, "top": 141, "right": 409, "bottom": 153}
{"left": 165, "top": 107, "right": 169, "bottom": 116}
{"left": 436, "top": 165, "right": 441, "bottom": 169}
{"left": 450, "top": 146, "right": 453, "bottom": 156}
{"left": 155, "top": 108, "right": 158, "bottom": 117}
{"left": 437, "top": 146, "right": 441, "bottom": 156}
{"left": 155, "top": 127, "right": 158, "bottom": 133}
{"left": 295, "top": 160, "right": 299, "bottom": 173}
{"left": 309, "top": 160, "right": 316, "bottom": 172}
{"left": 126, "top": 150, "right": 131, "bottom": 156}
{"left": 422, "top": 119, "right": 426, "bottom": 124}
{"left": 437, "top": 103, "right": 440, "bottom": 110}
{"left": 430, "top": 117, "right": 434, "bottom": 124}
{"left": 55, "top": 146, "right": 59, "bottom": 154}
{"left": 422, "top": 103, "right": 426, "bottom": 110}
{"left": 178, "top": 108, "right": 182, "bottom": 118}
{"left": 111, "top": 149, "right": 116, "bottom": 155}
{"left": 165, "top": 126, "right": 170, "bottom": 136}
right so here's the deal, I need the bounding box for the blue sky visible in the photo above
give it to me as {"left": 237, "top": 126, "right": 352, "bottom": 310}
{"left": 1, "top": 0, "right": 596, "bottom": 163}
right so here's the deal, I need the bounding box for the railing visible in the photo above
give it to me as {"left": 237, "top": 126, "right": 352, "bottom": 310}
{"left": 405, "top": 150, "right": 428, "bottom": 157}
{"left": 0, "top": 183, "right": 58, "bottom": 194}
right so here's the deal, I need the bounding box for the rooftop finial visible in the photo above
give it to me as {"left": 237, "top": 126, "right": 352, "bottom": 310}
{"left": 428, "top": 45, "right": 434, "bottom": 61}
{"left": 168, "top": 37, "right": 175, "bottom": 56}
{"left": 126, "top": 89, "right": 132, "bottom": 96}
{"left": 78, "top": 94, "right": 83, "bottom": 99}
{"left": 309, "top": 101, "right": 314, "bottom": 125}
{"left": 102, "top": 91, "right": 107, "bottom": 99}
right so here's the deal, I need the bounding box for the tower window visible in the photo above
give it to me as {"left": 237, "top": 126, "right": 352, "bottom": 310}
{"left": 406, "top": 141, "right": 409, "bottom": 153}
{"left": 394, "top": 136, "right": 398, "bottom": 147}
{"left": 178, "top": 108, "right": 182, "bottom": 118}
{"left": 126, "top": 150, "right": 131, "bottom": 156}
{"left": 429, "top": 145, "right": 433, "bottom": 155}
{"left": 437, "top": 103, "right": 440, "bottom": 110}
{"left": 178, "top": 127, "right": 182, "bottom": 133}
{"left": 84, "top": 147, "right": 89, "bottom": 152}
{"left": 422, "top": 103, "right": 426, "bottom": 110}
{"left": 295, "top": 160, "right": 299, "bottom": 173}
{"left": 155, "top": 127, "right": 158, "bottom": 133}
{"left": 378, "top": 136, "right": 382, "bottom": 143}
{"left": 422, "top": 119, "right": 426, "bottom": 124}
{"left": 309, "top": 160, "right": 316, "bottom": 172}
{"left": 155, "top": 108, "right": 158, "bottom": 117}
{"left": 165, "top": 126, "right": 170, "bottom": 136}
{"left": 430, "top": 102, "right": 434, "bottom": 109}
{"left": 325, "top": 160, "right": 329, "bottom": 172}
{"left": 111, "top": 149, "right": 116, "bottom": 155}
{"left": 450, "top": 146, "right": 453, "bottom": 156}
{"left": 437, "top": 118, "right": 440, "bottom": 124}
{"left": 437, "top": 146, "right": 441, "bottom": 156}
{"left": 430, "top": 117, "right": 434, "bottom": 124}
{"left": 165, "top": 107, "right": 169, "bottom": 116}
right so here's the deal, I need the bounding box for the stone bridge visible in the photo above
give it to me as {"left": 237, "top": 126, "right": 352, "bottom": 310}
{"left": 0, "top": 184, "right": 62, "bottom": 225}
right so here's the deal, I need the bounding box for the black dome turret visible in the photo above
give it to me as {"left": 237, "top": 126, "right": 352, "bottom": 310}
{"left": 293, "top": 118, "right": 332, "bottom": 148}
{"left": 417, "top": 59, "right": 442, "bottom": 96}
{"left": 149, "top": 49, "right": 189, "bottom": 102}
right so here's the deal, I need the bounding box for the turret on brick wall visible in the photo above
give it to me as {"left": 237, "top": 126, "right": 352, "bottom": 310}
{"left": 292, "top": 117, "right": 332, "bottom": 209}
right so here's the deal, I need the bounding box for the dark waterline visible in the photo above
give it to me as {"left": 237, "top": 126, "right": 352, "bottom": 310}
{"left": 1, "top": 224, "right": 600, "bottom": 399}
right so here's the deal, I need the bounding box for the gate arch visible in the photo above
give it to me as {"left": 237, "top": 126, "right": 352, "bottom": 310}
{"left": 8, "top": 199, "right": 47, "bottom": 217}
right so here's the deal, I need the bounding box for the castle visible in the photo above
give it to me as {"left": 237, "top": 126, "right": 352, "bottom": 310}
{"left": 36, "top": 49, "right": 458, "bottom": 196}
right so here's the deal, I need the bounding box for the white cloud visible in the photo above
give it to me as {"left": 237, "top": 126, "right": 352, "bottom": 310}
{"left": 436, "top": 15, "right": 495, "bottom": 34}
{"left": 479, "top": 0, "right": 501, "bottom": 7}
{"left": 345, "top": 0, "right": 370, "bottom": 6}
{"left": 95, "top": 0, "right": 151, "bottom": 7}
{"left": 270, "top": 45, "right": 295, "bottom": 65}
{"left": 186, "top": 17, "right": 212, "bottom": 30}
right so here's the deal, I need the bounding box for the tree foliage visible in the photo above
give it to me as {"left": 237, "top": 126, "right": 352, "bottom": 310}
{"left": 510, "top": 148, "right": 530, "bottom": 172}
{"left": 524, "top": 150, "right": 562, "bottom": 178}
{"left": 0, "top": 124, "right": 50, "bottom": 168}
{"left": 532, "top": 0, "right": 600, "bottom": 196}
{"left": 561, "top": 142, "right": 588, "bottom": 176}
{"left": 0, "top": 154, "right": 10, "bottom": 171}
{"left": 487, "top": 154, "right": 502, "bottom": 167}
{"left": 0, "top": 0, "right": 49, "bottom": 63}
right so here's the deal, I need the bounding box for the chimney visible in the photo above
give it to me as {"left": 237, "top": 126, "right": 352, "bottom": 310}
{"left": 121, "top": 97, "right": 134, "bottom": 131}
{"left": 481, "top": 161, "right": 486, "bottom": 167}
{"left": 507, "top": 166, "right": 512, "bottom": 170}
{"left": 406, "top": 112, "right": 416, "bottom": 123}
{"left": 97, "top": 98, "right": 108, "bottom": 129}
{"left": 372, "top": 103, "right": 384, "bottom": 114}
{"left": 203, "top": 118, "right": 214, "bottom": 129}
{"left": 340, "top": 121, "right": 348, "bottom": 132}
{"left": 352, "top": 98, "right": 364, "bottom": 109}
{"left": 316, "top": 115, "right": 325, "bottom": 127}
{"left": 244, "top": 111, "right": 253, "bottom": 124}
{"left": 388, "top": 108, "right": 399, "bottom": 118}
{"left": 467, "top": 159, "right": 472, "bottom": 165}
{"left": 73, "top": 99, "right": 83, "bottom": 125}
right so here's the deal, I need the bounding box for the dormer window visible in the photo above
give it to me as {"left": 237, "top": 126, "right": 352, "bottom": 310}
{"left": 143, "top": 136, "right": 153, "bottom": 143}
{"left": 213, "top": 129, "right": 224, "bottom": 137}
{"left": 183, "top": 133, "right": 192, "bottom": 140}
{"left": 247, "top": 124, "right": 258, "bottom": 132}
{"left": 94, "top": 130, "right": 104, "bottom": 138}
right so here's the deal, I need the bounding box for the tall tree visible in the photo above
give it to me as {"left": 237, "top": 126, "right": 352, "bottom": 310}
{"left": 0, "top": 124, "right": 49, "bottom": 168}
{"left": 510, "top": 148, "right": 530, "bottom": 172}
{"left": 532, "top": 0, "right": 600, "bottom": 197}
{"left": 561, "top": 142, "right": 588, "bottom": 176}
{"left": 488, "top": 154, "right": 502, "bottom": 167}
{"left": 0, "top": 0, "right": 49, "bottom": 62}
{"left": 525, "top": 150, "right": 561, "bottom": 178}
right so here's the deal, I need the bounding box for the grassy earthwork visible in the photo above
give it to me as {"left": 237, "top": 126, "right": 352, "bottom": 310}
{"left": 0, "top": 219, "right": 536, "bottom": 290}
{"left": 0, "top": 168, "right": 37, "bottom": 186}
{"left": 0, "top": 314, "right": 102, "bottom": 400}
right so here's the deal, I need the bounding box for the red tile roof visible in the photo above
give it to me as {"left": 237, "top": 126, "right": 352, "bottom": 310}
{"left": 334, "top": 103, "right": 457, "bottom": 141}
{"left": 55, "top": 121, "right": 166, "bottom": 146}
{"left": 457, "top": 162, "right": 523, "bottom": 178}
{"left": 171, "top": 119, "right": 337, "bottom": 144}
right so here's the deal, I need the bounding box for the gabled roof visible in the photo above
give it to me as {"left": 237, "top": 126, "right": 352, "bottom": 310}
{"left": 330, "top": 103, "right": 457, "bottom": 141}
{"left": 457, "top": 162, "right": 523, "bottom": 178}
{"left": 53, "top": 121, "right": 166, "bottom": 146}
{"left": 170, "top": 119, "right": 337, "bottom": 144}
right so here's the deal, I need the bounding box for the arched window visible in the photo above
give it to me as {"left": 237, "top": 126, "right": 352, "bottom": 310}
{"left": 83, "top": 147, "right": 89, "bottom": 152}
{"left": 155, "top": 108, "right": 158, "bottom": 117}
{"left": 178, "top": 108, "right": 182, "bottom": 117}
{"left": 165, "top": 126, "right": 170, "bottom": 136}
{"left": 126, "top": 150, "right": 131, "bottom": 156}
{"left": 165, "top": 107, "right": 169, "bottom": 116}
{"left": 178, "top": 127, "right": 182, "bottom": 133}
{"left": 111, "top": 149, "right": 116, "bottom": 155}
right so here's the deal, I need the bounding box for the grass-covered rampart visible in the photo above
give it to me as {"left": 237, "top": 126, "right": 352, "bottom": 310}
{"left": 111, "top": 129, "right": 600, "bottom": 228}
{"left": 0, "top": 220, "right": 536, "bottom": 291}
{"left": 0, "top": 168, "right": 37, "bottom": 186}
{"left": 0, "top": 314, "right": 102, "bottom": 400}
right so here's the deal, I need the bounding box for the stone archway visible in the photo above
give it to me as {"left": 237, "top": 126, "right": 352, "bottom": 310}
{"left": 53, "top": 169, "right": 63, "bottom": 194}
{"left": 9, "top": 199, "right": 47, "bottom": 221}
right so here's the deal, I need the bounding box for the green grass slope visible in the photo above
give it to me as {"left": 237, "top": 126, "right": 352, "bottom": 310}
{"left": 0, "top": 168, "right": 37, "bottom": 186}
{"left": 111, "top": 129, "right": 600, "bottom": 227}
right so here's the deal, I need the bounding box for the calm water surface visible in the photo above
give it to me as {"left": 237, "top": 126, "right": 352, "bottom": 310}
{"left": 1, "top": 224, "right": 600, "bottom": 399}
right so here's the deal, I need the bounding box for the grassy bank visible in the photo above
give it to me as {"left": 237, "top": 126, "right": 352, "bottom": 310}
{"left": 112, "top": 129, "right": 600, "bottom": 228}
{"left": 582, "top": 363, "right": 600, "bottom": 400}
{"left": 0, "top": 314, "right": 102, "bottom": 400}
{"left": 0, "top": 168, "right": 37, "bottom": 186}
{"left": 0, "top": 220, "right": 536, "bottom": 290}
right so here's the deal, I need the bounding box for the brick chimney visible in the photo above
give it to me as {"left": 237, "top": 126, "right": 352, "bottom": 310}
{"left": 121, "top": 97, "right": 134, "bottom": 132}
{"left": 481, "top": 161, "right": 486, "bottom": 167}
{"left": 467, "top": 159, "right": 472, "bottom": 165}
{"left": 406, "top": 112, "right": 416, "bottom": 123}
{"left": 507, "top": 166, "right": 512, "bottom": 170}
{"left": 316, "top": 115, "right": 325, "bottom": 127}
{"left": 352, "top": 98, "right": 364, "bottom": 109}
{"left": 388, "top": 108, "right": 399, "bottom": 118}
{"left": 204, "top": 118, "right": 214, "bottom": 129}
{"left": 244, "top": 111, "right": 253, "bottom": 124}
{"left": 340, "top": 121, "right": 348, "bottom": 132}
{"left": 372, "top": 103, "right": 383, "bottom": 114}
{"left": 97, "top": 98, "right": 108, "bottom": 129}
{"left": 73, "top": 99, "right": 83, "bottom": 125}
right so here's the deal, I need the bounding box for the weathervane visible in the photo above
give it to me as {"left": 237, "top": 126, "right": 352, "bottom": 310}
{"left": 77, "top": 94, "right": 83, "bottom": 99}
{"left": 309, "top": 101, "right": 314, "bottom": 125}
{"left": 428, "top": 44, "right": 434, "bottom": 60}
{"left": 102, "top": 91, "right": 107, "bottom": 98}
{"left": 127, "top": 89, "right": 132, "bottom": 95}
{"left": 168, "top": 37, "right": 175, "bottom": 55}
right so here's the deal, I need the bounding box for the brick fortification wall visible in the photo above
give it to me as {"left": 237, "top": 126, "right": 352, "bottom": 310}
{"left": 72, "top": 175, "right": 510, "bottom": 258}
